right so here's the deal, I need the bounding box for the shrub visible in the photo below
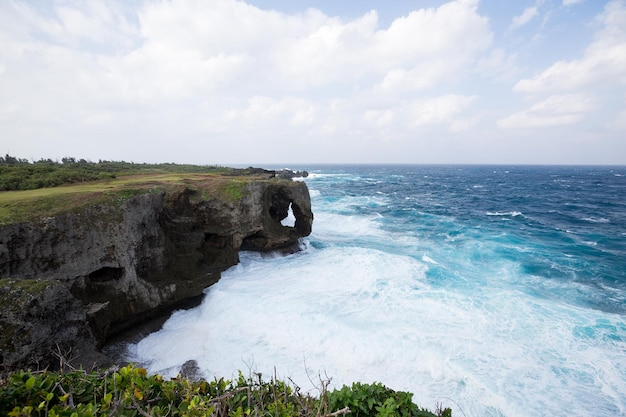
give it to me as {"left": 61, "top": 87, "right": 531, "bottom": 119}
{"left": 0, "top": 365, "right": 450, "bottom": 417}
{"left": 326, "top": 382, "right": 451, "bottom": 417}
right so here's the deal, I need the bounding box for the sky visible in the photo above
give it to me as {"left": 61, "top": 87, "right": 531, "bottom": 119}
{"left": 1, "top": 0, "right": 625, "bottom": 165}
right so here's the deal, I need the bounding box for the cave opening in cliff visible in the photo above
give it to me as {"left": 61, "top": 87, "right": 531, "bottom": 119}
{"left": 281, "top": 203, "right": 296, "bottom": 227}
{"left": 88, "top": 266, "right": 124, "bottom": 283}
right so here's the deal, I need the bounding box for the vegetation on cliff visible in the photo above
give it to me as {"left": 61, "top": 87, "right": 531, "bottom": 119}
{"left": 0, "top": 157, "right": 279, "bottom": 225}
{"left": 0, "top": 364, "right": 450, "bottom": 417}
{"left": 0, "top": 155, "right": 236, "bottom": 192}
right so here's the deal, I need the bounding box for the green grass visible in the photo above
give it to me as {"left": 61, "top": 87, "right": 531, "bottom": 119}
{"left": 0, "top": 176, "right": 160, "bottom": 225}
{"left": 0, "top": 173, "right": 265, "bottom": 225}
{"left": 0, "top": 158, "right": 234, "bottom": 192}
{"left": 0, "top": 157, "right": 281, "bottom": 223}
{"left": 220, "top": 180, "right": 247, "bottom": 202}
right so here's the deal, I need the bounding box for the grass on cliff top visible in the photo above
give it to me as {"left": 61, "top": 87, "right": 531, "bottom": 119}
{"left": 0, "top": 173, "right": 267, "bottom": 225}
{"left": 0, "top": 157, "right": 237, "bottom": 191}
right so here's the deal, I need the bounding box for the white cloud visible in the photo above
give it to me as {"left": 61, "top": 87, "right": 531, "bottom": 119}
{"left": 0, "top": 0, "right": 491, "bottom": 138}
{"left": 607, "top": 109, "right": 626, "bottom": 129}
{"left": 0, "top": 0, "right": 491, "bottom": 100}
{"left": 5, "top": 2, "right": 139, "bottom": 52}
{"left": 510, "top": 7, "right": 539, "bottom": 30}
{"left": 498, "top": 94, "right": 594, "bottom": 128}
{"left": 373, "top": 1, "right": 492, "bottom": 93}
{"left": 514, "top": 1, "right": 626, "bottom": 92}
{"left": 54, "top": 3, "right": 131, "bottom": 46}
{"left": 410, "top": 95, "right": 477, "bottom": 127}
{"left": 606, "top": 93, "right": 626, "bottom": 129}
{"left": 563, "top": 0, "right": 583, "bottom": 5}
{"left": 475, "top": 48, "right": 520, "bottom": 81}
{"left": 84, "top": 111, "right": 114, "bottom": 127}
{"left": 236, "top": 96, "right": 317, "bottom": 127}
{"left": 362, "top": 109, "right": 395, "bottom": 128}
{"left": 376, "top": 65, "right": 448, "bottom": 93}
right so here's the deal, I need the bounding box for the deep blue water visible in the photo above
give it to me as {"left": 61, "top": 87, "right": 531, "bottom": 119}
{"left": 312, "top": 165, "right": 626, "bottom": 314}
{"left": 131, "top": 165, "right": 626, "bottom": 417}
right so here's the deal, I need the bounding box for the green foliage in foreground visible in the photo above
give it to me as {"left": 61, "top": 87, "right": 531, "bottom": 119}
{"left": 0, "top": 365, "right": 450, "bottom": 417}
{"left": 328, "top": 383, "right": 451, "bottom": 417}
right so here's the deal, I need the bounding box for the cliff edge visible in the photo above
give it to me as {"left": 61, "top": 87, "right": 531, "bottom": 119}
{"left": 0, "top": 173, "right": 313, "bottom": 371}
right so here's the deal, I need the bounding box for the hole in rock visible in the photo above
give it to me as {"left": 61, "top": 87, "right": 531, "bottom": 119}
{"left": 241, "top": 231, "right": 268, "bottom": 250}
{"left": 281, "top": 203, "right": 296, "bottom": 227}
{"left": 204, "top": 233, "right": 228, "bottom": 248}
{"left": 88, "top": 266, "right": 124, "bottom": 283}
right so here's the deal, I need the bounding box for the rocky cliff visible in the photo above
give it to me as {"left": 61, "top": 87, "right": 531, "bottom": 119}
{"left": 0, "top": 175, "right": 313, "bottom": 371}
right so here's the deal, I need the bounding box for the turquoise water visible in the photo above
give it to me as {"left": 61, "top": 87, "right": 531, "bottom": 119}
{"left": 130, "top": 165, "right": 626, "bottom": 417}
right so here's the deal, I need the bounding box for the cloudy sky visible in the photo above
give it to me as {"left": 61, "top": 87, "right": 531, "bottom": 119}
{"left": 1, "top": 0, "right": 625, "bottom": 165}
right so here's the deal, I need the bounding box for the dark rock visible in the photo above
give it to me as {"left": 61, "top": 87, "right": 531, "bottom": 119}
{"left": 0, "top": 177, "right": 313, "bottom": 371}
{"left": 275, "top": 169, "right": 309, "bottom": 179}
{"left": 0, "top": 278, "right": 110, "bottom": 372}
{"left": 180, "top": 360, "right": 203, "bottom": 381}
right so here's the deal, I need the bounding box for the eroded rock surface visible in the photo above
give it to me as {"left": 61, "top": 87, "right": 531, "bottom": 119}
{"left": 0, "top": 177, "right": 312, "bottom": 371}
{"left": 0, "top": 278, "right": 108, "bottom": 370}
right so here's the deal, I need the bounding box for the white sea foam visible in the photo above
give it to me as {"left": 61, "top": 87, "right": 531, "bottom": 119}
{"left": 131, "top": 246, "right": 432, "bottom": 380}
{"left": 310, "top": 212, "right": 384, "bottom": 243}
{"left": 486, "top": 211, "right": 524, "bottom": 218}
{"left": 281, "top": 204, "right": 296, "bottom": 227}
{"left": 305, "top": 173, "right": 350, "bottom": 179}
{"left": 582, "top": 217, "right": 610, "bottom": 224}
{"left": 421, "top": 255, "right": 439, "bottom": 265}
{"left": 130, "top": 244, "right": 626, "bottom": 417}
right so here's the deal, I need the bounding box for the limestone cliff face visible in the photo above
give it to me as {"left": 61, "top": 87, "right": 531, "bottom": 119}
{"left": 0, "top": 178, "right": 312, "bottom": 370}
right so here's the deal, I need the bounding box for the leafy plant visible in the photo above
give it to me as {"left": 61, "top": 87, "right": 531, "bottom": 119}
{"left": 326, "top": 382, "right": 451, "bottom": 417}
{"left": 0, "top": 365, "right": 450, "bottom": 417}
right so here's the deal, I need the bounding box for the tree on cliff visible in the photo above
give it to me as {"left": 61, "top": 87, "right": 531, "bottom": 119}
{"left": 0, "top": 154, "right": 29, "bottom": 165}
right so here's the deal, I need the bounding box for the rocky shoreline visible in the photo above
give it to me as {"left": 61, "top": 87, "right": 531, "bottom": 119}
{"left": 0, "top": 171, "right": 312, "bottom": 372}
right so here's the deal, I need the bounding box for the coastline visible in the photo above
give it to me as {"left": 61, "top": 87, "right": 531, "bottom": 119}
{"left": 0, "top": 168, "right": 313, "bottom": 372}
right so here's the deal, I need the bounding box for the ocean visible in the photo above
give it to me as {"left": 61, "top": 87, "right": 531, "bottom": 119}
{"left": 127, "top": 165, "right": 626, "bottom": 417}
